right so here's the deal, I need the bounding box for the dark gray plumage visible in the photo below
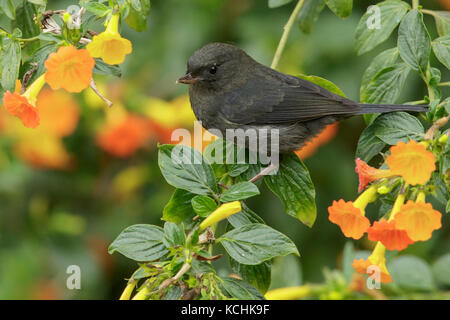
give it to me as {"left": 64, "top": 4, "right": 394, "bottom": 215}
{"left": 178, "top": 42, "right": 428, "bottom": 153}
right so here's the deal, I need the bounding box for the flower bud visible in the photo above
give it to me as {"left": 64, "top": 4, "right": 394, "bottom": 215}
{"left": 199, "top": 201, "right": 241, "bottom": 231}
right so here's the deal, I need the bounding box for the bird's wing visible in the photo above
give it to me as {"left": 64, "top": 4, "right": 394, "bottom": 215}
{"left": 219, "top": 70, "right": 361, "bottom": 125}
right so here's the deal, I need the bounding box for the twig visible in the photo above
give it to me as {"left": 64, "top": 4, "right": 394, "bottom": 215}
{"left": 424, "top": 116, "right": 449, "bottom": 140}
{"left": 181, "top": 287, "right": 201, "bottom": 300}
{"left": 158, "top": 262, "right": 191, "bottom": 293}
{"left": 89, "top": 79, "right": 113, "bottom": 107}
{"left": 271, "top": 0, "right": 306, "bottom": 69}
{"left": 218, "top": 182, "right": 229, "bottom": 189}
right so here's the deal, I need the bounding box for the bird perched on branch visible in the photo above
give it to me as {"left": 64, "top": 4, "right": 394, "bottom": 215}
{"left": 178, "top": 42, "right": 427, "bottom": 154}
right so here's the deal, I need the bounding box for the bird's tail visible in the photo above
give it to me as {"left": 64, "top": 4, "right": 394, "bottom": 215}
{"left": 357, "top": 103, "right": 428, "bottom": 114}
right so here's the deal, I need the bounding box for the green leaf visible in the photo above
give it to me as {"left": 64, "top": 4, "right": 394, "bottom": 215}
{"left": 298, "top": 74, "right": 346, "bottom": 97}
{"left": 84, "top": 2, "right": 110, "bottom": 16}
{"left": 13, "top": 1, "right": 39, "bottom": 39}
{"left": 229, "top": 259, "right": 271, "bottom": 294}
{"left": 268, "top": 0, "right": 292, "bottom": 8}
{"left": 220, "top": 277, "right": 265, "bottom": 300}
{"left": 354, "top": 0, "right": 409, "bottom": 55}
{"left": 108, "top": 224, "right": 168, "bottom": 262}
{"left": 432, "top": 253, "right": 450, "bottom": 287}
{"left": 162, "top": 189, "right": 196, "bottom": 224}
{"left": 158, "top": 144, "right": 218, "bottom": 196}
{"left": 432, "top": 35, "right": 450, "bottom": 70}
{"left": 93, "top": 59, "right": 122, "bottom": 77}
{"left": 447, "top": 199, "right": 450, "bottom": 213}
{"left": 298, "top": 0, "right": 326, "bottom": 34}
{"left": 126, "top": 7, "right": 147, "bottom": 32}
{"left": 27, "top": 0, "right": 46, "bottom": 5}
{"left": 140, "top": 0, "right": 151, "bottom": 16}
{"left": 220, "top": 182, "right": 260, "bottom": 202}
{"left": 389, "top": 255, "right": 435, "bottom": 292}
{"left": 229, "top": 163, "right": 249, "bottom": 177}
{"left": 432, "top": 11, "right": 450, "bottom": 37}
{"left": 191, "top": 258, "right": 215, "bottom": 276}
{"left": 325, "top": 0, "right": 352, "bottom": 18}
{"left": 360, "top": 48, "right": 399, "bottom": 102}
{"left": 131, "top": 0, "right": 142, "bottom": 11}
{"left": 0, "top": 0, "right": 15, "bottom": 20}
{"left": 20, "top": 43, "right": 57, "bottom": 85}
{"left": 1, "top": 38, "right": 21, "bottom": 92}
{"left": 264, "top": 154, "right": 316, "bottom": 227}
{"left": 361, "top": 63, "right": 410, "bottom": 104}
{"left": 163, "top": 222, "right": 185, "bottom": 248}
{"left": 191, "top": 195, "right": 217, "bottom": 217}
{"left": 227, "top": 203, "right": 265, "bottom": 228}
{"left": 398, "top": 9, "right": 431, "bottom": 73}
{"left": 219, "top": 223, "right": 299, "bottom": 265}
{"left": 163, "top": 286, "right": 181, "bottom": 300}
{"left": 355, "top": 123, "right": 386, "bottom": 162}
{"left": 373, "top": 112, "right": 424, "bottom": 145}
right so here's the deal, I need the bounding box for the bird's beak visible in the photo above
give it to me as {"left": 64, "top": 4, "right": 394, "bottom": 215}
{"left": 177, "top": 73, "right": 199, "bottom": 84}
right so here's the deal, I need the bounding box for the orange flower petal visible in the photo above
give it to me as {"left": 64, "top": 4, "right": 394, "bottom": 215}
{"left": 367, "top": 219, "right": 414, "bottom": 251}
{"left": 97, "top": 114, "right": 152, "bottom": 157}
{"left": 328, "top": 199, "right": 370, "bottom": 239}
{"left": 355, "top": 158, "right": 392, "bottom": 192}
{"left": 395, "top": 201, "right": 442, "bottom": 241}
{"left": 386, "top": 140, "right": 436, "bottom": 185}
{"left": 3, "top": 91, "right": 40, "bottom": 128}
{"left": 352, "top": 258, "right": 392, "bottom": 284}
{"left": 44, "top": 46, "right": 95, "bottom": 93}
{"left": 36, "top": 88, "right": 79, "bottom": 137}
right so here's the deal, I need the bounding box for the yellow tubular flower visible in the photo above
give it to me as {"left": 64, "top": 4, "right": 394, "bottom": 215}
{"left": 353, "top": 185, "right": 378, "bottom": 210}
{"left": 119, "top": 280, "right": 136, "bottom": 300}
{"left": 87, "top": 13, "right": 132, "bottom": 65}
{"left": 199, "top": 201, "right": 242, "bottom": 231}
{"left": 265, "top": 285, "right": 311, "bottom": 300}
{"left": 132, "top": 286, "right": 151, "bottom": 300}
{"left": 388, "top": 192, "right": 406, "bottom": 222}
{"left": 23, "top": 74, "right": 46, "bottom": 105}
{"left": 352, "top": 242, "right": 392, "bottom": 283}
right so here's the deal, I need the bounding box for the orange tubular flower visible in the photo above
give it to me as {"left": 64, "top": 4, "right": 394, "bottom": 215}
{"left": 386, "top": 140, "right": 436, "bottom": 185}
{"left": 3, "top": 74, "right": 46, "bottom": 128}
{"left": 367, "top": 193, "right": 414, "bottom": 251}
{"left": 367, "top": 219, "right": 414, "bottom": 251}
{"left": 44, "top": 45, "right": 95, "bottom": 93}
{"left": 36, "top": 88, "right": 79, "bottom": 137}
{"left": 352, "top": 242, "right": 392, "bottom": 284}
{"left": 355, "top": 158, "right": 393, "bottom": 192}
{"left": 328, "top": 186, "right": 377, "bottom": 239}
{"left": 97, "top": 114, "right": 152, "bottom": 157}
{"left": 87, "top": 14, "right": 132, "bottom": 65}
{"left": 395, "top": 192, "right": 442, "bottom": 242}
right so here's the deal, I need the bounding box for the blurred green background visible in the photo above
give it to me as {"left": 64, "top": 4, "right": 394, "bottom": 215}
{"left": 0, "top": 0, "right": 449, "bottom": 299}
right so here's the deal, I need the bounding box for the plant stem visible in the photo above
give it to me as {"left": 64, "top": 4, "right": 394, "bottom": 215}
{"left": 271, "top": 0, "right": 305, "bottom": 70}
{"left": 412, "top": 0, "right": 419, "bottom": 9}
{"left": 438, "top": 81, "right": 450, "bottom": 87}
{"left": 157, "top": 262, "right": 191, "bottom": 293}
{"left": 421, "top": 9, "right": 436, "bottom": 17}
{"left": 90, "top": 79, "right": 113, "bottom": 107}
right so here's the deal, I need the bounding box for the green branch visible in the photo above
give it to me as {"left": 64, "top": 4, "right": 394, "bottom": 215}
{"left": 271, "top": 0, "right": 305, "bottom": 70}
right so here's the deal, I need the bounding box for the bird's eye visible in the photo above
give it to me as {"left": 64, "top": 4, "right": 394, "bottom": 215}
{"left": 209, "top": 65, "right": 217, "bottom": 74}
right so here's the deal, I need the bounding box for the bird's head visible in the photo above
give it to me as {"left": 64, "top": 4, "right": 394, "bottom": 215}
{"left": 177, "top": 42, "right": 249, "bottom": 89}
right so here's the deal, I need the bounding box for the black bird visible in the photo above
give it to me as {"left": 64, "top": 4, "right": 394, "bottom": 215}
{"left": 178, "top": 42, "right": 427, "bottom": 154}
